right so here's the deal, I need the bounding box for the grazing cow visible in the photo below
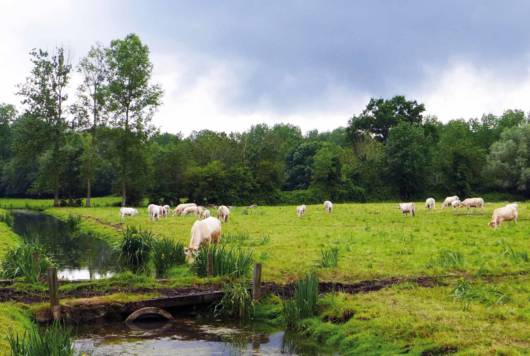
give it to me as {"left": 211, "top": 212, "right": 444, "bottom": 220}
{"left": 399, "top": 203, "right": 415, "bottom": 217}
{"left": 185, "top": 217, "right": 222, "bottom": 257}
{"left": 200, "top": 209, "right": 211, "bottom": 219}
{"left": 162, "top": 205, "right": 170, "bottom": 217}
{"left": 489, "top": 205, "right": 518, "bottom": 229}
{"left": 451, "top": 200, "right": 461, "bottom": 209}
{"left": 148, "top": 204, "right": 164, "bottom": 220}
{"left": 217, "top": 205, "right": 230, "bottom": 222}
{"left": 120, "top": 207, "right": 138, "bottom": 219}
{"left": 174, "top": 203, "right": 197, "bottom": 216}
{"left": 296, "top": 204, "right": 307, "bottom": 217}
{"left": 505, "top": 203, "right": 519, "bottom": 211}
{"left": 323, "top": 200, "right": 333, "bottom": 213}
{"left": 248, "top": 204, "right": 258, "bottom": 209}
{"left": 181, "top": 206, "right": 199, "bottom": 216}
{"left": 442, "top": 196, "right": 459, "bottom": 208}
{"left": 460, "top": 198, "right": 485, "bottom": 210}
{"left": 425, "top": 197, "right": 435, "bottom": 209}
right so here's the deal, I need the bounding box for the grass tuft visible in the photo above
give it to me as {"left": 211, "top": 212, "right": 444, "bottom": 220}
{"left": 283, "top": 272, "right": 319, "bottom": 328}
{"left": 192, "top": 244, "right": 253, "bottom": 278}
{"left": 151, "top": 238, "right": 186, "bottom": 278}
{"left": 118, "top": 227, "right": 153, "bottom": 274}
{"left": 214, "top": 281, "right": 255, "bottom": 320}
{"left": 498, "top": 240, "right": 529, "bottom": 264}
{"left": 8, "top": 322, "right": 75, "bottom": 356}
{"left": 0, "top": 244, "right": 53, "bottom": 283}
{"left": 320, "top": 246, "right": 339, "bottom": 268}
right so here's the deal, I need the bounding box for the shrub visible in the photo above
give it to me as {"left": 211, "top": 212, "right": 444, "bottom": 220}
{"left": 320, "top": 246, "right": 339, "bottom": 268}
{"left": 192, "top": 245, "right": 253, "bottom": 278}
{"left": 118, "top": 227, "right": 153, "bottom": 274}
{"left": 282, "top": 272, "right": 319, "bottom": 328}
{"left": 8, "top": 322, "right": 75, "bottom": 356}
{"left": 0, "top": 244, "right": 53, "bottom": 283}
{"left": 151, "top": 238, "right": 186, "bottom": 278}
{"left": 214, "top": 281, "right": 255, "bottom": 320}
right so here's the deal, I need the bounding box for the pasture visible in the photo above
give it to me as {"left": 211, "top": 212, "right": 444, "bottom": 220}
{"left": 48, "top": 202, "right": 529, "bottom": 283}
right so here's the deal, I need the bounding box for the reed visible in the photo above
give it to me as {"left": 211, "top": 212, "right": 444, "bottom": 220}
{"left": 151, "top": 238, "right": 186, "bottom": 277}
{"left": 8, "top": 322, "right": 75, "bottom": 356}
{"left": 192, "top": 244, "right": 253, "bottom": 278}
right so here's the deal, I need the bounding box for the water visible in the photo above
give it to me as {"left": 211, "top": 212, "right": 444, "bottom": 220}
{"left": 9, "top": 210, "right": 118, "bottom": 281}
{"left": 73, "top": 317, "right": 326, "bottom": 355}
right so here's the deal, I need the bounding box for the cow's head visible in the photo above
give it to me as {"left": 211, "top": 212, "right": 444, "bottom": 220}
{"left": 488, "top": 220, "right": 497, "bottom": 229}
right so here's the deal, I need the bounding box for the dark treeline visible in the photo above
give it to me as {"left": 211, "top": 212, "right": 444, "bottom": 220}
{"left": 1, "top": 34, "right": 530, "bottom": 206}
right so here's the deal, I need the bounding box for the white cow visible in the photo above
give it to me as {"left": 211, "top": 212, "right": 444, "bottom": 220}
{"left": 217, "top": 205, "right": 230, "bottom": 222}
{"left": 460, "top": 197, "right": 485, "bottom": 210}
{"left": 120, "top": 207, "right": 138, "bottom": 219}
{"left": 200, "top": 209, "right": 211, "bottom": 219}
{"left": 489, "top": 204, "right": 518, "bottom": 229}
{"left": 162, "top": 205, "right": 170, "bottom": 217}
{"left": 296, "top": 204, "right": 307, "bottom": 217}
{"left": 148, "top": 204, "right": 164, "bottom": 220}
{"left": 323, "top": 200, "right": 333, "bottom": 213}
{"left": 451, "top": 200, "right": 461, "bottom": 209}
{"left": 174, "top": 203, "right": 197, "bottom": 216}
{"left": 425, "top": 197, "right": 435, "bottom": 209}
{"left": 186, "top": 217, "right": 222, "bottom": 257}
{"left": 399, "top": 203, "right": 415, "bottom": 217}
{"left": 442, "top": 196, "right": 460, "bottom": 208}
{"left": 181, "top": 206, "right": 199, "bottom": 216}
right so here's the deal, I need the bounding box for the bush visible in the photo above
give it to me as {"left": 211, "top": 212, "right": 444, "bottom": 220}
{"left": 320, "top": 246, "right": 339, "bottom": 268}
{"left": 214, "top": 281, "right": 255, "bottom": 320}
{"left": 282, "top": 272, "right": 319, "bottom": 328}
{"left": 118, "top": 227, "right": 153, "bottom": 274}
{"left": 192, "top": 244, "right": 253, "bottom": 278}
{"left": 151, "top": 238, "right": 186, "bottom": 278}
{"left": 0, "top": 244, "right": 53, "bottom": 283}
{"left": 8, "top": 322, "right": 74, "bottom": 356}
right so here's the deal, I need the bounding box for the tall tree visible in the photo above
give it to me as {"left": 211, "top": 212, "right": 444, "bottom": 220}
{"left": 72, "top": 44, "right": 109, "bottom": 207}
{"left": 17, "top": 48, "right": 71, "bottom": 206}
{"left": 105, "top": 34, "right": 163, "bottom": 206}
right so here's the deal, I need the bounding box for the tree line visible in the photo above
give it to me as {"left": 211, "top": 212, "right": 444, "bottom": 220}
{"left": 0, "top": 34, "right": 529, "bottom": 206}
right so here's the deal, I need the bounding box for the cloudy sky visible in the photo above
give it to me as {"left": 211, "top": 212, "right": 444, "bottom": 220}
{"left": 2, "top": 0, "right": 530, "bottom": 134}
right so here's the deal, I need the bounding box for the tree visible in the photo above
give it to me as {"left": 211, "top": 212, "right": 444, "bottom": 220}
{"left": 17, "top": 47, "right": 72, "bottom": 205}
{"left": 385, "top": 122, "right": 428, "bottom": 199}
{"left": 105, "top": 34, "right": 163, "bottom": 206}
{"left": 72, "top": 44, "right": 109, "bottom": 207}
{"left": 311, "top": 143, "right": 343, "bottom": 198}
{"left": 485, "top": 125, "right": 530, "bottom": 195}
{"left": 347, "top": 96, "right": 425, "bottom": 143}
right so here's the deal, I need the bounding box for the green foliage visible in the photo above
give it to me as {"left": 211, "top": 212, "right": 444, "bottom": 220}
{"left": 118, "top": 227, "right": 153, "bottom": 273}
{"left": 320, "top": 246, "right": 339, "bottom": 268}
{"left": 498, "top": 240, "right": 529, "bottom": 264}
{"left": 151, "top": 238, "right": 186, "bottom": 277}
{"left": 429, "top": 249, "right": 465, "bottom": 270}
{"left": 192, "top": 244, "right": 253, "bottom": 278}
{"left": 0, "top": 211, "right": 13, "bottom": 227}
{"left": 0, "top": 244, "right": 53, "bottom": 283}
{"left": 282, "top": 272, "right": 319, "bottom": 328}
{"left": 8, "top": 322, "right": 75, "bottom": 356}
{"left": 452, "top": 279, "right": 510, "bottom": 307}
{"left": 214, "top": 281, "right": 255, "bottom": 320}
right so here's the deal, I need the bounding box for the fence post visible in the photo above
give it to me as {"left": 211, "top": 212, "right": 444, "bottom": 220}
{"left": 47, "top": 267, "right": 60, "bottom": 321}
{"left": 207, "top": 249, "right": 214, "bottom": 277}
{"left": 252, "top": 263, "right": 262, "bottom": 301}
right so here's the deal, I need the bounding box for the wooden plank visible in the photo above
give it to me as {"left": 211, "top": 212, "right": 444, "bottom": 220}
{"left": 252, "top": 263, "right": 262, "bottom": 300}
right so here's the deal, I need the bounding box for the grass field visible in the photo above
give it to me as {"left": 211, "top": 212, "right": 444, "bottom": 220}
{"left": 47, "top": 202, "right": 530, "bottom": 283}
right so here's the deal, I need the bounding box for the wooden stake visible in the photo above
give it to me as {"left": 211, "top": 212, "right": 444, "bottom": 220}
{"left": 207, "top": 249, "right": 214, "bottom": 277}
{"left": 47, "top": 267, "right": 60, "bottom": 321}
{"left": 252, "top": 263, "right": 262, "bottom": 300}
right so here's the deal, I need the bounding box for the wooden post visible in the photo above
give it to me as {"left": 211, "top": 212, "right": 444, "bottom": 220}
{"left": 47, "top": 267, "right": 60, "bottom": 321}
{"left": 252, "top": 263, "right": 262, "bottom": 301}
{"left": 207, "top": 250, "right": 214, "bottom": 277}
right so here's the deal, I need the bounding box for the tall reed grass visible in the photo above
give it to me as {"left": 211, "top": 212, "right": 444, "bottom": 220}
{"left": 282, "top": 272, "right": 319, "bottom": 328}
{"left": 215, "top": 281, "right": 255, "bottom": 320}
{"left": 118, "top": 227, "right": 153, "bottom": 273}
{"left": 320, "top": 246, "right": 339, "bottom": 268}
{"left": 192, "top": 244, "right": 253, "bottom": 278}
{"left": 0, "top": 244, "right": 53, "bottom": 283}
{"left": 151, "top": 238, "right": 186, "bottom": 277}
{"left": 8, "top": 322, "right": 75, "bottom": 356}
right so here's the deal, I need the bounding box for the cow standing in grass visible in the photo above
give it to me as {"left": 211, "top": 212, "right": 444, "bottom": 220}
{"left": 460, "top": 197, "right": 485, "bottom": 210}
{"left": 185, "top": 217, "right": 222, "bottom": 258}
{"left": 218, "top": 205, "right": 230, "bottom": 222}
{"left": 425, "top": 198, "right": 435, "bottom": 209}
{"left": 148, "top": 204, "right": 164, "bottom": 220}
{"left": 399, "top": 203, "right": 415, "bottom": 217}
{"left": 442, "top": 196, "right": 459, "bottom": 208}
{"left": 174, "top": 203, "right": 197, "bottom": 216}
{"left": 120, "top": 207, "right": 138, "bottom": 219}
{"left": 324, "top": 200, "right": 333, "bottom": 213}
{"left": 489, "top": 204, "right": 518, "bottom": 229}
{"left": 296, "top": 204, "right": 306, "bottom": 217}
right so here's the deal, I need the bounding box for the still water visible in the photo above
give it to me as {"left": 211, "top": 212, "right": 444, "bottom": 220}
{"left": 73, "top": 316, "right": 327, "bottom": 356}
{"left": 10, "top": 210, "right": 117, "bottom": 280}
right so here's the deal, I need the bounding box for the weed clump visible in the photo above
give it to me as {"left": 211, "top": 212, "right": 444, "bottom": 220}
{"left": 452, "top": 279, "right": 510, "bottom": 308}
{"left": 320, "top": 246, "right": 339, "bottom": 268}
{"left": 282, "top": 272, "right": 319, "bottom": 328}
{"left": 498, "top": 240, "right": 528, "bottom": 264}
{"left": 215, "top": 281, "right": 255, "bottom": 320}
{"left": 118, "top": 227, "right": 153, "bottom": 274}
{"left": 8, "top": 322, "right": 75, "bottom": 356}
{"left": 192, "top": 244, "right": 253, "bottom": 278}
{"left": 428, "top": 249, "right": 464, "bottom": 270}
{"left": 151, "top": 238, "right": 186, "bottom": 277}
{"left": 0, "top": 243, "right": 53, "bottom": 283}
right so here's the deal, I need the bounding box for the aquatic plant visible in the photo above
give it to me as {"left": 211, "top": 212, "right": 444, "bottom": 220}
{"left": 8, "top": 322, "right": 75, "bottom": 356}
{"left": 320, "top": 246, "right": 339, "bottom": 268}
{"left": 282, "top": 272, "right": 319, "bottom": 328}
{"left": 151, "top": 238, "right": 186, "bottom": 277}
{"left": 192, "top": 244, "right": 253, "bottom": 278}
{"left": 118, "top": 227, "right": 153, "bottom": 274}
{"left": 0, "top": 244, "right": 53, "bottom": 283}
{"left": 215, "top": 281, "right": 255, "bottom": 320}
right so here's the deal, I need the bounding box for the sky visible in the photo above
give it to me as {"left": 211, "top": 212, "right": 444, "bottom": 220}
{"left": 2, "top": 0, "right": 530, "bottom": 135}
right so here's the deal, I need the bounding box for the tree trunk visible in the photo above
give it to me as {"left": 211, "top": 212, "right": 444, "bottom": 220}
{"left": 86, "top": 177, "right": 92, "bottom": 207}
{"left": 121, "top": 181, "right": 127, "bottom": 207}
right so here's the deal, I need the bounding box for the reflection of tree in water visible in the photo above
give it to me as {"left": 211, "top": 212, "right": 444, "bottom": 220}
{"left": 11, "top": 211, "right": 118, "bottom": 274}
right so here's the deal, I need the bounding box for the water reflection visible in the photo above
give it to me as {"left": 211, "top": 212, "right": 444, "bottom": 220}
{"left": 10, "top": 210, "right": 118, "bottom": 280}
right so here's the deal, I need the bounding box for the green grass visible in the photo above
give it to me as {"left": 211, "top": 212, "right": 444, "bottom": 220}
{"left": 0, "top": 303, "right": 33, "bottom": 355}
{"left": 8, "top": 322, "right": 75, "bottom": 356}
{"left": 45, "top": 202, "right": 530, "bottom": 283}
{"left": 0, "top": 210, "right": 22, "bottom": 261}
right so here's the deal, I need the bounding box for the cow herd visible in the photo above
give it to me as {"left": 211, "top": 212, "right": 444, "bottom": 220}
{"left": 397, "top": 196, "right": 518, "bottom": 229}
